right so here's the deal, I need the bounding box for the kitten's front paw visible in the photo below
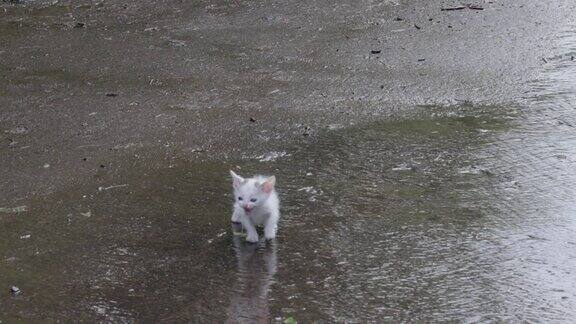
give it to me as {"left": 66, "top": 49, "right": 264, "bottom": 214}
{"left": 264, "top": 227, "right": 277, "bottom": 241}
{"left": 246, "top": 234, "right": 259, "bottom": 243}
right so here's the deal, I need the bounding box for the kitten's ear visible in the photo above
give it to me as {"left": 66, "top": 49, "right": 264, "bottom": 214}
{"left": 261, "top": 175, "right": 276, "bottom": 193}
{"left": 230, "top": 170, "right": 245, "bottom": 188}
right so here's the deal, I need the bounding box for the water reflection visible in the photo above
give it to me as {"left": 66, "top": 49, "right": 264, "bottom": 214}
{"left": 226, "top": 223, "right": 278, "bottom": 324}
{"left": 1, "top": 12, "right": 575, "bottom": 324}
{"left": 260, "top": 25, "right": 576, "bottom": 322}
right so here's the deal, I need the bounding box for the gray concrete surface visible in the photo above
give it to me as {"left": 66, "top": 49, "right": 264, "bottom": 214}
{"left": 1, "top": 0, "right": 576, "bottom": 322}
{"left": 1, "top": 0, "right": 570, "bottom": 202}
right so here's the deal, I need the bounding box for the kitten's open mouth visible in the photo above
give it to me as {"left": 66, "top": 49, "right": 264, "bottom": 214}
{"left": 243, "top": 207, "right": 253, "bottom": 214}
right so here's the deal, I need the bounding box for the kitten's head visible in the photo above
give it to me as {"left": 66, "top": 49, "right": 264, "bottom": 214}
{"left": 230, "top": 170, "right": 276, "bottom": 214}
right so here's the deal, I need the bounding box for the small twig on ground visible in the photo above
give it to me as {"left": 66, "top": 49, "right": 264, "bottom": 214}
{"left": 98, "top": 184, "right": 129, "bottom": 191}
{"left": 441, "top": 6, "right": 466, "bottom": 11}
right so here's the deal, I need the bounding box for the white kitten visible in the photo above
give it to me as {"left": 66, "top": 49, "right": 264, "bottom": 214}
{"left": 230, "top": 170, "right": 280, "bottom": 243}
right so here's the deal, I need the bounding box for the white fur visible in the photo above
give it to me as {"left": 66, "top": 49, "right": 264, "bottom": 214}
{"left": 230, "top": 170, "right": 280, "bottom": 243}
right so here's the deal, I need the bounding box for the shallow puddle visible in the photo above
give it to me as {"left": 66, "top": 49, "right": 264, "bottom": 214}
{"left": 4, "top": 100, "right": 575, "bottom": 322}
{"left": 2, "top": 2, "right": 576, "bottom": 323}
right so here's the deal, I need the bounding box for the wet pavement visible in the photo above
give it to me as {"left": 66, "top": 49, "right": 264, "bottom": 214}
{"left": 1, "top": 0, "right": 576, "bottom": 322}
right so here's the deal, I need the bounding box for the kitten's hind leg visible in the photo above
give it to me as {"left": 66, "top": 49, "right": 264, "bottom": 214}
{"left": 264, "top": 211, "right": 279, "bottom": 240}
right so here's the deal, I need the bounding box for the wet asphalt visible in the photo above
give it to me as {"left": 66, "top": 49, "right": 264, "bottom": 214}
{"left": 1, "top": 0, "right": 576, "bottom": 322}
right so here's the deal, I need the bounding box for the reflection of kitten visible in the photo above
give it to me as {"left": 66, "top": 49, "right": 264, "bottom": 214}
{"left": 226, "top": 223, "right": 278, "bottom": 323}
{"left": 230, "top": 171, "right": 280, "bottom": 243}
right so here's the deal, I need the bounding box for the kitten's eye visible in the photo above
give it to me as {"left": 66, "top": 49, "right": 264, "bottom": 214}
{"left": 238, "top": 197, "right": 243, "bottom": 201}
{"left": 250, "top": 198, "right": 257, "bottom": 202}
